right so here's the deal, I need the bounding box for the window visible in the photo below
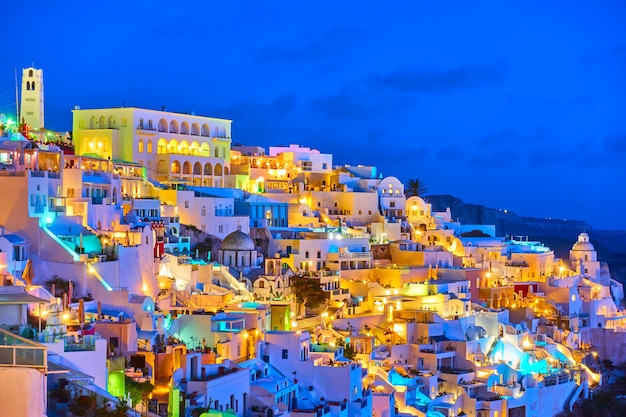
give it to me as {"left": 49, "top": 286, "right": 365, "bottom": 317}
{"left": 390, "top": 201, "right": 395, "bottom": 208}
{"left": 317, "top": 251, "right": 321, "bottom": 259}
{"left": 282, "top": 349, "right": 288, "bottom": 359}
{"left": 201, "top": 206, "right": 206, "bottom": 216}
{"left": 305, "top": 251, "right": 309, "bottom": 258}
{"left": 322, "top": 163, "right": 327, "bottom": 169}
{"left": 184, "top": 201, "right": 189, "bottom": 208}
{"left": 218, "top": 225, "right": 224, "bottom": 233}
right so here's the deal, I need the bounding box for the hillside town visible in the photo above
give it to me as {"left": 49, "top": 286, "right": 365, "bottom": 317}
{"left": 1, "top": 67, "right": 626, "bottom": 417}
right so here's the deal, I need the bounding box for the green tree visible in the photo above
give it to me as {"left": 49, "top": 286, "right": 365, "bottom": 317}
{"left": 124, "top": 376, "right": 154, "bottom": 408}
{"left": 291, "top": 275, "right": 329, "bottom": 316}
{"left": 405, "top": 178, "right": 428, "bottom": 197}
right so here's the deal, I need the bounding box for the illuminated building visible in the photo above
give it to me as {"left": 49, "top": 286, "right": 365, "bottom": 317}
{"left": 71, "top": 107, "right": 232, "bottom": 186}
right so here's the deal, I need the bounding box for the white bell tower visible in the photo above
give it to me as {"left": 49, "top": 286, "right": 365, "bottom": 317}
{"left": 20, "top": 67, "right": 45, "bottom": 130}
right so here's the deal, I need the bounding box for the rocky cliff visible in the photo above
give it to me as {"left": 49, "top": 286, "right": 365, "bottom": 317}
{"left": 426, "top": 194, "right": 626, "bottom": 282}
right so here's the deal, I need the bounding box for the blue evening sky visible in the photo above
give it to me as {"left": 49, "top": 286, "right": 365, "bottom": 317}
{"left": 2, "top": 1, "right": 625, "bottom": 230}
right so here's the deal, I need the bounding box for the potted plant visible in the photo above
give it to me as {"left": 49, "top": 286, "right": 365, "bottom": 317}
{"left": 68, "top": 394, "right": 96, "bottom": 416}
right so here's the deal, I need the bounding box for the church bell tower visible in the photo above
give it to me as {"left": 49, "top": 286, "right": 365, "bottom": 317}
{"left": 20, "top": 67, "right": 45, "bottom": 130}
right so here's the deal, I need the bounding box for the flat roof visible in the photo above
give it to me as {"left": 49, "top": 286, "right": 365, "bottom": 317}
{"left": 0, "top": 293, "right": 49, "bottom": 304}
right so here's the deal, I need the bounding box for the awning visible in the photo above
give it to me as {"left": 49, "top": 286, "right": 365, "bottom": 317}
{"left": 46, "top": 361, "right": 70, "bottom": 375}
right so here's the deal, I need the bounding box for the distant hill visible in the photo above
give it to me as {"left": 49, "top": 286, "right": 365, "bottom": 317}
{"left": 425, "top": 194, "right": 626, "bottom": 282}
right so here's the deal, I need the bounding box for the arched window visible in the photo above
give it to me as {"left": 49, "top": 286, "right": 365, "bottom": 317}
{"left": 99, "top": 116, "right": 106, "bottom": 128}
{"left": 108, "top": 116, "right": 115, "bottom": 128}
{"left": 157, "top": 139, "right": 167, "bottom": 154}
{"left": 90, "top": 116, "right": 97, "bottom": 129}
{"left": 26, "top": 81, "right": 30, "bottom": 90}
{"left": 181, "top": 121, "right": 189, "bottom": 134}
{"left": 200, "top": 143, "right": 210, "bottom": 156}
{"left": 179, "top": 140, "right": 189, "bottom": 155}
{"left": 138, "top": 139, "right": 144, "bottom": 153}
{"left": 169, "top": 120, "right": 179, "bottom": 133}
{"left": 182, "top": 161, "right": 191, "bottom": 174}
{"left": 148, "top": 119, "right": 154, "bottom": 129}
{"left": 167, "top": 140, "right": 178, "bottom": 154}
{"left": 139, "top": 118, "right": 144, "bottom": 129}
{"left": 201, "top": 124, "right": 210, "bottom": 137}
{"left": 204, "top": 163, "right": 212, "bottom": 176}
{"left": 191, "top": 123, "right": 200, "bottom": 135}
{"left": 29, "top": 69, "right": 33, "bottom": 77}
{"left": 189, "top": 141, "right": 199, "bottom": 156}
{"left": 147, "top": 140, "right": 153, "bottom": 153}
{"left": 171, "top": 160, "right": 181, "bottom": 174}
{"left": 158, "top": 119, "right": 167, "bottom": 132}
{"left": 157, "top": 159, "right": 168, "bottom": 174}
{"left": 225, "top": 167, "right": 229, "bottom": 175}
{"left": 214, "top": 164, "right": 223, "bottom": 176}
{"left": 214, "top": 147, "right": 219, "bottom": 157}
{"left": 193, "top": 162, "right": 202, "bottom": 175}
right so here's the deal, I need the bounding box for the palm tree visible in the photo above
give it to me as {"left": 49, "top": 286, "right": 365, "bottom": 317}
{"left": 405, "top": 178, "right": 428, "bottom": 197}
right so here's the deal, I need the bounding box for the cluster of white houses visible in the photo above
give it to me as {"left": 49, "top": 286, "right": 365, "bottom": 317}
{"left": 1, "top": 68, "right": 626, "bottom": 417}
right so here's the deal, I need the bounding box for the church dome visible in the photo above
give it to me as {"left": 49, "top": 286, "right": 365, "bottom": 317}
{"left": 222, "top": 230, "right": 255, "bottom": 251}
{"left": 572, "top": 232, "right": 594, "bottom": 251}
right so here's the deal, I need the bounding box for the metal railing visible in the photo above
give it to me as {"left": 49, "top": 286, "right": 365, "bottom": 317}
{"left": 0, "top": 328, "right": 47, "bottom": 368}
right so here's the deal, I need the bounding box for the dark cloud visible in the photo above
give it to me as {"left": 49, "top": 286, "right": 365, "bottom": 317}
{"left": 368, "top": 64, "right": 508, "bottom": 94}
{"left": 468, "top": 149, "right": 520, "bottom": 167}
{"left": 435, "top": 146, "right": 467, "bottom": 160}
{"left": 604, "top": 135, "right": 626, "bottom": 155}
{"left": 256, "top": 27, "right": 366, "bottom": 64}
{"left": 204, "top": 94, "right": 299, "bottom": 145}
{"left": 477, "top": 129, "right": 521, "bottom": 147}
{"left": 527, "top": 148, "right": 566, "bottom": 167}
{"left": 310, "top": 82, "right": 416, "bottom": 120}
{"left": 579, "top": 44, "right": 626, "bottom": 66}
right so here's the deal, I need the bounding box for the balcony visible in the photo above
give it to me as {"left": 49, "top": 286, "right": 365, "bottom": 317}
{"left": 64, "top": 334, "right": 99, "bottom": 352}
{"left": 91, "top": 196, "right": 111, "bottom": 205}
{"left": 49, "top": 197, "right": 66, "bottom": 212}
{"left": 0, "top": 328, "right": 47, "bottom": 368}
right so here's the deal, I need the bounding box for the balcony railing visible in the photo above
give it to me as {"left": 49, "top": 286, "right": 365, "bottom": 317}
{"left": 0, "top": 328, "right": 47, "bottom": 368}
{"left": 64, "top": 334, "right": 99, "bottom": 352}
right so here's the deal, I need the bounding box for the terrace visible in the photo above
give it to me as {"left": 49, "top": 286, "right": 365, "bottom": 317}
{"left": 0, "top": 328, "right": 47, "bottom": 368}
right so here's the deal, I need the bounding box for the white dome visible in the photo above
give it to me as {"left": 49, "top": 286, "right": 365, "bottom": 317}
{"left": 572, "top": 232, "right": 594, "bottom": 251}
